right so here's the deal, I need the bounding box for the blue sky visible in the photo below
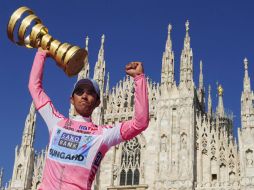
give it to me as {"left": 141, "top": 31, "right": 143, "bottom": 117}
{"left": 1, "top": 0, "right": 254, "bottom": 186}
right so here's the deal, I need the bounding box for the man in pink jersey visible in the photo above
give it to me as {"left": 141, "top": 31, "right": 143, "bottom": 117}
{"left": 28, "top": 48, "right": 149, "bottom": 190}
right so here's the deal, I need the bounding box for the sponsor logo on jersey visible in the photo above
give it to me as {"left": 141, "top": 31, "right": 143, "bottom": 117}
{"left": 49, "top": 148, "right": 85, "bottom": 161}
{"left": 79, "top": 125, "right": 88, "bottom": 131}
{"left": 48, "top": 127, "right": 96, "bottom": 167}
{"left": 94, "top": 152, "right": 103, "bottom": 166}
{"left": 88, "top": 151, "right": 103, "bottom": 188}
{"left": 58, "top": 133, "right": 81, "bottom": 150}
{"left": 64, "top": 119, "right": 73, "bottom": 127}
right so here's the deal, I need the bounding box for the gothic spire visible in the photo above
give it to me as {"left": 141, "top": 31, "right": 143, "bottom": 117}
{"left": 198, "top": 60, "right": 205, "bottom": 110}
{"left": 106, "top": 72, "right": 110, "bottom": 97}
{"left": 166, "top": 24, "right": 172, "bottom": 52}
{"left": 184, "top": 20, "right": 190, "bottom": 50}
{"left": 241, "top": 57, "right": 254, "bottom": 129}
{"left": 93, "top": 34, "right": 106, "bottom": 98}
{"left": 216, "top": 84, "right": 225, "bottom": 117}
{"left": 199, "top": 60, "right": 204, "bottom": 90}
{"left": 0, "top": 168, "right": 3, "bottom": 188}
{"left": 98, "top": 34, "right": 105, "bottom": 61}
{"left": 77, "top": 35, "right": 90, "bottom": 80}
{"left": 243, "top": 58, "right": 251, "bottom": 92}
{"left": 180, "top": 20, "right": 193, "bottom": 87}
{"left": 21, "top": 102, "right": 36, "bottom": 148}
{"left": 10, "top": 102, "right": 36, "bottom": 189}
{"left": 207, "top": 85, "right": 212, "bottom": 117}
{"left": 70, "top": 36, "right": 91, "bottom": 117}
{"left": 161, "top": 24, "right": 174, "bottom": 88}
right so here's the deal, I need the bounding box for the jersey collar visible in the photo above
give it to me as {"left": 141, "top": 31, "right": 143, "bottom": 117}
{"left": 72, "top": 115, "right": 92, "bottom": 122}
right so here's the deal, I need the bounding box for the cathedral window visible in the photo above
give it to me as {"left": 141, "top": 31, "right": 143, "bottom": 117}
{"left": 160, "top": 135, "right": 167, "bottom": 152}
{"left": 127, "top": 169, "right": 133, "bottom": 185}
{"left": 133, "top": 169, "right": 140, "bottom": 185}
{"left": 211, "top": 174, "right": 217, "bottom": 181}
{"left": 120, "top": 170, "right": 126, "bottom": 186}
{"left": 16, "top": 164, "right": 23, "bottom": 180}
{"left": 229, "top": 171, "right": 235, "bottom": 182}
{"left": 124, "top": 101, "right": 128, "bottom": 108}
{"left": 119, "top": 137, "right": 141, "bottom": 186}
{"left": 246, "top": 149, "right": 254, "bottom": 167}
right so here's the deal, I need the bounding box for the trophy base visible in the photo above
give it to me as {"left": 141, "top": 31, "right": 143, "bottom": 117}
{"left": 64, "top": 48, "right": 87, "bottom": 77}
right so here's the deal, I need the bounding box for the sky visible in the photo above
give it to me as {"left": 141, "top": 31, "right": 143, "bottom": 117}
{"left": 1, "top": 0, "right": 254, "bottom": 186}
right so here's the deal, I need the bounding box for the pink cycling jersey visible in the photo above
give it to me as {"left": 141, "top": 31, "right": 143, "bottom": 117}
{"left": 28, "top": 51, "right": 149, "bottom": 190}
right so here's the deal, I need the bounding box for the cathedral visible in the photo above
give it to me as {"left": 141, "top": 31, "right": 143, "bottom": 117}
{"left": 1, "top": 21, "right": 254, "bottom": 190}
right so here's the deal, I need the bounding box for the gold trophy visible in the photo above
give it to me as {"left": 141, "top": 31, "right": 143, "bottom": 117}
{"left": 7, "top": 6, "right": 87, "bottom": 77}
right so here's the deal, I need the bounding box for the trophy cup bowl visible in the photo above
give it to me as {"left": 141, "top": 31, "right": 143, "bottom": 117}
{"left": 7, "top": 6, "right": 87, "bottom": 77}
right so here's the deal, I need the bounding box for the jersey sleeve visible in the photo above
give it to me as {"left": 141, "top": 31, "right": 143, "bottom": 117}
{"left": 102, "top": 124, "right": 123, "bottom": 147}
{"left": 102, "top": 74, "right": 149, "bottom": 148}
{"left": 28, "top": 51, "right": 64, "bottom": 133}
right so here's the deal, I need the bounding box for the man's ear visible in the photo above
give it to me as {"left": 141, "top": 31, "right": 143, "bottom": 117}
{"left": 95, "top": 99, "right": 101, "bottom": 107}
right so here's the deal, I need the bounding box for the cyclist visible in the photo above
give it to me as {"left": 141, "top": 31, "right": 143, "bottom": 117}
{"left": 28, "top": 48, "right": 149, "bottom": 190}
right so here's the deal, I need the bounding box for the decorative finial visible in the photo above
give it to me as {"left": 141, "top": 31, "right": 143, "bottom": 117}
{"left": 209, "top": 85, "right": 211, "bottom": 94}
{"left": 168, "top": 24, "right": 172, "bottom": 33}
{"left": 200, "top": 60, "right": 203, "bottom": 71}
{"left": 244, "top": 57, "right": 248, "bottom": 70}
{"left": 217, "top": 84, "right": 223, "bottom": 96}
{"left": 101, "top": 34, "right": 105, "bottom": 45}
{"left": 185, "top": 20, "right": 189, "bottom": 32}
{"left": 85, "top": 36, "right": 89, "bottom": 50}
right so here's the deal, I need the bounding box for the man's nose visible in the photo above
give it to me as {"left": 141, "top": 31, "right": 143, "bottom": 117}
{"left": 81, "top": 91, "right": 88, "bottom": 98}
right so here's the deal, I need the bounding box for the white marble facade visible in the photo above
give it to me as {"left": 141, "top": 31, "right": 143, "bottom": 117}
{"left": 1, "top": 21, "right": 254, "bottom": 190}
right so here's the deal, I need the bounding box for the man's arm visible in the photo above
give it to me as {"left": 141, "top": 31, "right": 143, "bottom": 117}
{"left": 28, "top": 50, "right": 63, "bottom": 132}
{"left": 120, "top": 73, "right": 149, "bottom": 140}
{"left": 103, "top": 62, "right": 149, "bottom": 146}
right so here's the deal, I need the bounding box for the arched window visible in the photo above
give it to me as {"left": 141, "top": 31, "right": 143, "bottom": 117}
{"left": 127, "top": 169, "right": 133, "bottom": 185}
{"left": 246, "top": 149, "right": 254, "bottom": 167}
{"left": 120, "top": 170, "right": 126, "bottom": 186}
{"left": 133, "top": 169, "right": 140, "bottom": 185}
{"left": 119, "top": 137, "right": 141, "bottom": 186}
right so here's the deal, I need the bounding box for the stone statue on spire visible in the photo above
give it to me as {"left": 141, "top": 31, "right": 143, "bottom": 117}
{"left": 101, "top": 34, "right": 105, "bottom": 46}
{"left": 85, "top": 36, "right": 89, "bottom": 51}
{"left": 244, "top": 57, "right": 248, "bottom": 71}
{"left": 218, "top": 84, "right": 223, "bottom": 96}
{"left": 185, "top": 20, "right": 189, "bottom": 32}
{"left": 168, "top": 24, "right": 172, "bottom": 34}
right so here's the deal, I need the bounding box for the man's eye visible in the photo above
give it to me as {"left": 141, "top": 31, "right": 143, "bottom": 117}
{"left": 86, "top": 90, "right": 94, "bottom": 95}
{"left": 75, "top": 89, "right": 84, "bottom": 95}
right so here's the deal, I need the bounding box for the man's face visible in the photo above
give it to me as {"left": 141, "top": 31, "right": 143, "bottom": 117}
{"left": 70, "top": 85, "right": 100, "bottom": 117}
